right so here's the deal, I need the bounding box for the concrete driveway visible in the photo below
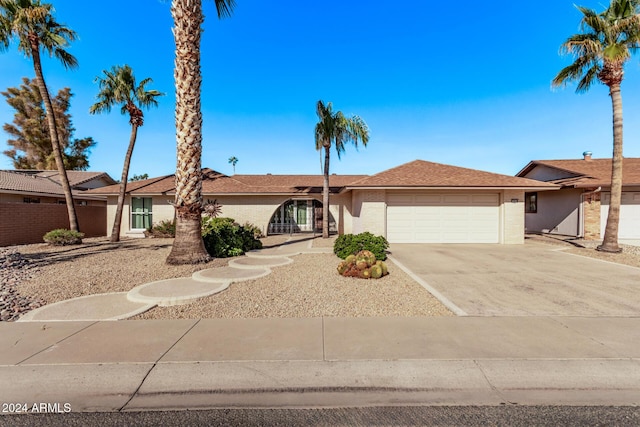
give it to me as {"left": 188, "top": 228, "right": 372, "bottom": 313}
{"left": 389, "top": 242, "right": 640, "bottom": 316}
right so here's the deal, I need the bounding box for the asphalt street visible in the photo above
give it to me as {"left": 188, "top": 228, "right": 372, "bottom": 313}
{"left": 1, "top": 406, "right": 639, "bottom": 427}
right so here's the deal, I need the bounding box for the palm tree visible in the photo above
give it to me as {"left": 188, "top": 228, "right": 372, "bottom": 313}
{"left": 228, "top": 156, "right": 238, "bottom": 174}
{"left": 0, "top": 0, "right": 79, "bottom": 231}
{"left": 166, "top": 0, "right": 235, "bottom": 265}
{"left": 90, "top": 65, "right": 164, "bottom": 242}
{"left": 553, "top": 0, "right": 640, "bottom": 253}
{"left": 314, "top": 100, "right": 369, "bottom": 238}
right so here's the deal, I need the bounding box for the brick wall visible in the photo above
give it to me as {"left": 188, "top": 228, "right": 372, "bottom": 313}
{"left": 583, "top": 192, "right": 601, "bottom": 240}
{"left": 0, "top": 203, "right": 106, "bottom": 246}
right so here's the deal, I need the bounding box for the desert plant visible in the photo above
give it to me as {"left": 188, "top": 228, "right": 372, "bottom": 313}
{"left": 145, "top": 219, "right": 176, "bottom": 238}
{"left": 370, "top": 264, "right": 383, "bottom": 279}
{"left": 43, "top": 229, "right": 84, "bottom": 246}
{"left": 337, "top": 250, "right": 389, "bottom": 279}
{"left": 334, "top": 232, "right": 389, "bottom": 261}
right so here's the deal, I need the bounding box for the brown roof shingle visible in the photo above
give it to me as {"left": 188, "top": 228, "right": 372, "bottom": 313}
{"left": 0, "top": 170, "right": 105, "bottom": 198}
{"left": 520, "top": 158, "right": 640, "bottom": 187}
{"left": 348, "top": 160, "right": 558, "bottom": 188}
{"left": 87, "top": 169, "right": 368, "bottom": 196}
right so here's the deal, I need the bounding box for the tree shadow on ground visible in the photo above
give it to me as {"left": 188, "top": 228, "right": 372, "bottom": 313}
{"left": 19, "top": 239, "right": 174, "bottom": 269}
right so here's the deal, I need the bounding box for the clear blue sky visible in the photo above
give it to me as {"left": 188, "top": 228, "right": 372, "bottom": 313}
{"left": 2, "top": 0, "right": 640, "bottom": 179}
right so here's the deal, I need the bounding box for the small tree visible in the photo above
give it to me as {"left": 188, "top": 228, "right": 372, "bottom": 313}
{"left": 1, "top": 0, "right": 80, "bottom": 231}
{"left": 314, "top": 100, "right": 369, "bottom": 238}
{"left": 90, "top": 64, "right": 163, "bottom": 242}
{"left": 3, "top": 77, "right": 95, "bottom": 170}
{"left": 552, "top": 0, "right": 640, "bottom": 253}
{"left": 228, "top": 156, "right": 238, "bottom": 174}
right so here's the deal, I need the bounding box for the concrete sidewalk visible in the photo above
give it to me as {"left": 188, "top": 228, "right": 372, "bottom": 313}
{"left": 1, "top": 316, "right": 639, "bottom": 412}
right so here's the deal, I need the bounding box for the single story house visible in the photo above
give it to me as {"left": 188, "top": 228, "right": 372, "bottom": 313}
{"left": 87, "top": 160, "right": 557, "bottom": 244}
{"left": 0, "top": 170, "right": 115, "bottom": 246}
{"left": 0, "top": 169, "right": 115, "bottom": 205}
{"left": 516, "top": 152, "right": 640, "bottom": 240}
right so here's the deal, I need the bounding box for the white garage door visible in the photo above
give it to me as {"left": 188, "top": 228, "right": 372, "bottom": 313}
{"left": 601, "top": 192, "right": 640, "bottom": 239}
{"left": 386, "top": 193, "right": 500, "bottom": 243}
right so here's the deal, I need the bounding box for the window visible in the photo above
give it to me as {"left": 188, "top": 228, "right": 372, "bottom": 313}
{"left": 23, "top": 197, "right": 40, "bottom": 203}
{"left": 525, "top": 192, "right": 537, "bottom": 213}
{"left": 131, "top": 197, "right": 152, "bottom": 229}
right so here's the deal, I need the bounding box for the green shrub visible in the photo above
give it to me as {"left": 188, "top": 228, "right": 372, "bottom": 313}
{"left": 334, "top": 232, "right": 389, "bottom": 261}
{"left": 145, "top": 219, "right": 176, "bottom": 238}
{"left": 201, "top": 217, "right": 263, "bottom": 258}
{"left": 242, "top": 221, "right": 264, "bottom": 239}
{"left": 43, "top": 229, "right": 84, "bottom": 246}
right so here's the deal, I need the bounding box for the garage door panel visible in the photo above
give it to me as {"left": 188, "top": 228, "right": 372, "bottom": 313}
{"left": 415, "top": 194, "right": 443, "bottom": 204}
{"left": 387, "top": 192, "right": 500, "bottom": 244}
{"left": 472, "top": 194, "right": 500, "bottom": 204}
{"left": 442, "top": 194, "right": 471, "bottom": 204}
{"left": 601, "top": 192, "right": 640, "bottom": 239}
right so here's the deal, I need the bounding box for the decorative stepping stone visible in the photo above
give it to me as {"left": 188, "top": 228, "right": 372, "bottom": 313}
{"left": 192, "top": 266, "right": 270, "bottom": 283}
{"left": 229, "top": 256, "right": 292, "bottom": 269}
{"left": 128, "top": 277, "right": 229, "bottom": 307}
{"left": 18, "top": 293, "right": 155, "bottom": 322}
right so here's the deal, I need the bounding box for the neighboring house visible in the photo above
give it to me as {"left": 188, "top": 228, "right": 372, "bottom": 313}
{"left": 516, "top": 152, "right": 640, "bottom": 240}
{"left": 0, "top": 170, "right": 115, "bottom": 205}
{"left": 87, "top": 160, "right": 557, "bottom": 244}
{"left": 0, "top": 170, "right": 116, "bottom": 246}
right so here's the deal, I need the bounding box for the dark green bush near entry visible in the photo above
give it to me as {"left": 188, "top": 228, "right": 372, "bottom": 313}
{"left": 43, "top": 229, "right": 84, "bottom": 246}
{"left": 201, "top": 217, "right": 262, "bottom": 258}
{"left": 334, "top": 232, "right": 389, "bottom": 261}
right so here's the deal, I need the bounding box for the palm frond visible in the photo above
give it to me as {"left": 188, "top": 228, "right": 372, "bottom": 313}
{"left": 89, "top": 64, "right": 163, "bottom": 120}
{"left": 576, "top": 64, "right": 600, "bottom": 93}
{"left": 213, "top": 0, "right": 235, "bottom": 19}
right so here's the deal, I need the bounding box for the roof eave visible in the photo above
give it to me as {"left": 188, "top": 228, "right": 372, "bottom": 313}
{"left": 344, "top": 185, "right": 560, "bottom": 191}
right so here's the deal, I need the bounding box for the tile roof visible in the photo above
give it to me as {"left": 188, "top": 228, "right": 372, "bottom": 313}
{"left": 518, "top": 158, "right": 640, "bottom": 187}
{"left": 0, "top": 170, "right": 105, "bottom": 198}
{"left": 347, "top": 160, "right": 558, "bottom": 188}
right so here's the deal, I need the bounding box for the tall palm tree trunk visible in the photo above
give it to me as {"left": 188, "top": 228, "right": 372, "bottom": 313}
{"left": 29, "top": 35, "right": 78, "bottom": 231}
{"left": 110, "top": 124, "right": 138, "bottom": 242}
{"left": 322, "top": 145, "right": 330, "bottom": 238}
{"left": 166, "top": 0, "right": 210, "bottom": 265}
{"left": 598, "top": 82, "right": 624, "bottom": 253}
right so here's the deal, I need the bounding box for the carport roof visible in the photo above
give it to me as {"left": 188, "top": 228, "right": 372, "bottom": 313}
{"left": 345, "top": 160, "right": 559, "bottom": 189}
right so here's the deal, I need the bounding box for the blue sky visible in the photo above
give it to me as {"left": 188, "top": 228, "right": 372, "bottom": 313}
{"left": 2, "top": 0, "right": 640, "bottom": 179}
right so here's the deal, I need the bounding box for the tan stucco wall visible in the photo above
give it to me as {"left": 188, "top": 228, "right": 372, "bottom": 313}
{"left": 351, "top": 190, "right": 386, "bottom": 236}
{"left": 525, "top": 188, "right": 582, "bottom": 236}
{"left": 502, "top": 190, "right": 525, "bottom": 244}
{"left": 106, "top": 194, "right": 350, "bottom": 237}
{"left": 105, "top": 189, "right": 528, "bottom": 244}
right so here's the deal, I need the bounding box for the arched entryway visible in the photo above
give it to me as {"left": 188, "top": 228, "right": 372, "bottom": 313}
{"left": 268, "top": 199, "right": 336, "bottom": 234}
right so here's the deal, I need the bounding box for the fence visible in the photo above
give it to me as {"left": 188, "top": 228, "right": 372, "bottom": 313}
{"left": 0, "top": 203, "right": 106, "bottom": 247}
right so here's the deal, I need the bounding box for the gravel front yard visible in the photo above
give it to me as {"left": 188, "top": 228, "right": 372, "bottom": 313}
{"left": 8, "top": 236, "right": 453, "bottom": 320}
{"left": 6, "top": 234, "right": 640, "bottom": 321}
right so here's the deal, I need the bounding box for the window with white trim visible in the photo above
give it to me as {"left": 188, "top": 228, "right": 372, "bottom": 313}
{"left": 131, "top": 197, "right": 153, "bottom": 229}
